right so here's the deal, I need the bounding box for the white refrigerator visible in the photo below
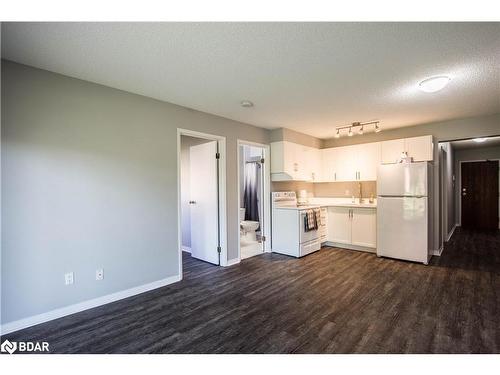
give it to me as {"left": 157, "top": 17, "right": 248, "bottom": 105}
{"left": 377, "top": 162, "right": 431, "bottom": 264}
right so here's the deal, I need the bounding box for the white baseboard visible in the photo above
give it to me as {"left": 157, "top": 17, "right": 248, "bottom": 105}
{"left": 224, "top": 258, "right": 241, "bottom": 267}
{"left": 0, "top": 274, "right": 181, "bottom": 336}
{"left": 446, "top": 224, "right": 457, "bottom": 242}
{"left": 181, "top": 246, "right": 191, "bottom": 253}
{"left": 432, "top": 246, "right": 443, "bottom": 256}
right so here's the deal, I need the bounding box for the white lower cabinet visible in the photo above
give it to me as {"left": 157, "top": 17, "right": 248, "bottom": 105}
{"left": 351, "top": 208, "right": 377, "bottom": 248}
{"left": 326, "top": 206, "right": 376, "bottom": 251}
{"left": 319, "top": 207, "right": 328, "bottom": 243}
{"left": 327, "top": 207, "right": 351, "bottom": 244}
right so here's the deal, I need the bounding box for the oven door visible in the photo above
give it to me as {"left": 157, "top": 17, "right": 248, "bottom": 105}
{"left": 299, "top": 211, "right": 320, "bottom": 243}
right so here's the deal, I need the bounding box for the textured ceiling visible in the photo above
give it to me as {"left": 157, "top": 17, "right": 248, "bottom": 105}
{"left": 2, "top": 22, "right": 500, "bottom": 139}
{"left": 451, "top": 136, "right": 500, "bottom": 150}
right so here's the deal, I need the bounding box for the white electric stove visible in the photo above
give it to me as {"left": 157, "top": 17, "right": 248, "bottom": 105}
{"left": 271, "top": 192, "right": 321, "bottom": 258}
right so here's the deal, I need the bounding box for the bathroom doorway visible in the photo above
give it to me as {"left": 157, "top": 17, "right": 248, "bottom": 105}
{"left": 237, "top": 140, "right": 271, "bottom": 260}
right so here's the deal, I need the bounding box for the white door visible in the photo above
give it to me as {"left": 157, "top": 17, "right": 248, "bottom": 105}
{"left": 351, "top": 208, "right": 377, "bottom": 248}
{"left": 327, "top": 207, "right": 351, "bottom": 244}
{"left": 190, "top": 141, "right": 220, "bottom": 265}
{"left": 376, "top": 197, "right": 428, "bottom": 263}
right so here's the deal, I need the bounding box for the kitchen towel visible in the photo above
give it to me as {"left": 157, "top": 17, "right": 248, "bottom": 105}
{"left": 305, "top": 209, "right": 320, "bottom": 231}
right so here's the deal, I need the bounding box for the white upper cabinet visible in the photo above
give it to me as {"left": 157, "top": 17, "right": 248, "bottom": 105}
{"left": 306, "top": 147, "right": 323, "bottom": 182}
{"left": 272, "top": 135, "right": 431, "bottom": 182}
{"left": 380, "top": 139, "right": 405, "bottom": 165}
{"left": 321, "top": 147, "right": 339, "bottom": 182}
{"left": 405, "top": 135, "right": 434, "bottom": 162}
{"left": 271, "top": 141, "right": 320, "bottom": 181}
{"left": 271, "top": 141, "right": 298, "bottom": 180}
{"left": 335, "top": 145, "right": 358, "bottom": 182}
{"left": 353, "top": 142, "right": 381, "bottom": 181}
{"left": 321, "top": 142, "right": 380, "bottom": 182}
{"left": 381, "top": 135, "right": 433, "bottom": 164}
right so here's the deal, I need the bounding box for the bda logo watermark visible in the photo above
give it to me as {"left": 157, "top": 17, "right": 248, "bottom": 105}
{"left": 1, "top": 339, "right": 49, "bottom": 354}
{"left": 1, "top": 340, "right": 17, "bottom": 354}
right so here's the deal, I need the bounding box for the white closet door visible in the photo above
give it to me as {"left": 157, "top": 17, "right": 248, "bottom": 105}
{"left": 190, "top": 141, "right": 220, "bottom": 265}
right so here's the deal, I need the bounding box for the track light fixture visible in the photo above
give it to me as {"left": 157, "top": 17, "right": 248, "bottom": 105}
{"left": 334, "top": 120, "right": 381, "bottom": 138}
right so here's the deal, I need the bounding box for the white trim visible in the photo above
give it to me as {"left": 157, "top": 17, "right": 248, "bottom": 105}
{"left": 181, "top": 246, "right": 191, "bottom": 253}
{"left": 224, "top": 258, "right": 241, "bottom": 267}
{"left": 0, "top": 274, "right": 181, "bottom": 336}
{"left": 177, "top": 128, "right": 228, "bottom": 269}
{"left": 446, "top": 223, "right": 457, "bottom": 242}
{"left": 433, "top": 246, "right": 443, "bottom": 256}
{"left": 236, "top": 140, "right": 272, "bottom": 264}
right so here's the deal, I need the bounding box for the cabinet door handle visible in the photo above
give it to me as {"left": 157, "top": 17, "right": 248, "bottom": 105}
{"left": 334, "top": 172, "right": 336, "bottom": 181}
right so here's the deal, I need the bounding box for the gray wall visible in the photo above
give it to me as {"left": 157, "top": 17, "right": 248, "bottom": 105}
{"left": 1, "top": 61, "right": 269, "bottom": 324}
{"left": 454, "top": 145, "right": 500, "bottom": 227}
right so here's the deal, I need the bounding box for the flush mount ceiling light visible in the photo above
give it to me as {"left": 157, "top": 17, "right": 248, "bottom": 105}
{"left": 418, "top": 76, "right": 451, "bottom": 93}
{"left": 473, "top": 138, "right": 487, "bottom": 143}
{"left": 335, "top": 121, "right": 380, "bottom": 138}
{"left": 240, "top": 100, "right": 254, "bottom": 108}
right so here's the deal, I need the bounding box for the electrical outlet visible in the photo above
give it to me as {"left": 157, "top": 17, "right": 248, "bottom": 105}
{"left": 96, "top": 269, "right": 104, "bottom": 281}
{"left": 65, "top": 272, "right": 74, "bottom": 285}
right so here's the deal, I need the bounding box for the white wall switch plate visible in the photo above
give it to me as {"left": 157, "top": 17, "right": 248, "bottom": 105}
{"left": 96, "top": 269, "right": 104, "bottom": 281}
{"left": 65, "top": 272, "right": 74, "bottom": 285}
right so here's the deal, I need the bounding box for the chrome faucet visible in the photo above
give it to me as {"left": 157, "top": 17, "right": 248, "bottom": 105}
{"left": 358, "top": 182, "right": 363, "bottom": 204}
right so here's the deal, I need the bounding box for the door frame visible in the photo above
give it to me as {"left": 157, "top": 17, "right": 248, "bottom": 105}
{"left": 458, "top": 159, "right": 499, "bottom": 228}
{"left": 237, "top": 139, "right": 272, "bottom": 261}
{"left": 177, "top": 128, "right": 228, "bottom": 277}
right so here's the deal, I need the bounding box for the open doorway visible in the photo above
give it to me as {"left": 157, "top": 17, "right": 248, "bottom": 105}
{"left": 237, "top": 140, "right": 271, "bottom": 260}
{"left": 438, "top": 135, "right": 500, "bottom": 248}
{"left": 178, "top": 129, "right": 227, "bottom": 275}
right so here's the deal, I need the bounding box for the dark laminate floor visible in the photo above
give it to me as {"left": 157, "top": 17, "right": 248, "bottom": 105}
{"left": 3, "top": 228, "right": 500, "bottom": 353}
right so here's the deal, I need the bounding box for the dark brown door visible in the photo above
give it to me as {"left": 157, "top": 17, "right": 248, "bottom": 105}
{"left": 461, "top": 161, "right": 499, "bottom": 230}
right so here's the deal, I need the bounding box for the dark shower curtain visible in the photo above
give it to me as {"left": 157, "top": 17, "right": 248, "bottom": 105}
{"left": 243, "top": 162, "right": 260, "bottom": 224}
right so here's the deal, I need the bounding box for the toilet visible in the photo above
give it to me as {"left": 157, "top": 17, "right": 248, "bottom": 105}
{"left": 240, "top": 208, "right": 260, "bottom": 243}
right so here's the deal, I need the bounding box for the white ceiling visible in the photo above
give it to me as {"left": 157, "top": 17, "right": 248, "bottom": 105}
{"left": 2, "top": 22, "right": 500, "bottom": 139}
{"left": 451, "top": 136, "right": 500, "bottom": 150}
